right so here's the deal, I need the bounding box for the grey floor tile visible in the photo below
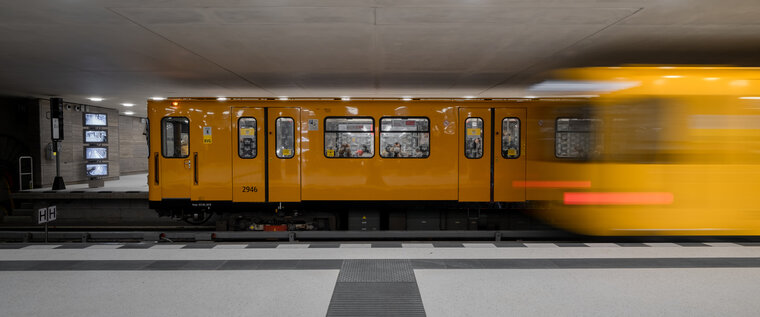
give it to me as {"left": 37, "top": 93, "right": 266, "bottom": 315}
{"left": 410, "top": 259, "right": 447, "bottom": 269}
{"left": 55, "top": 244, "right": 92, "bottom": 249}
{"left": 145, "top": 260, "right": 223, "bottom": 270}
{"left": 0, "top": 261, "right": 42, "bottom": 271}
{"left": 371, "top": 242, "right": 403, "bottom": 248}
{"left": 676, "top": 242, "right": 709, "bottom": 247}
{"left": 119, "top": 243, "right": 156, "bottom": 249}
{"left": 0, "top": 244, "right": 27, "bottom": 249}
{"left": 555, "top": 242, "right": 589, "bottom": 247}
{"left": 615, "top": 242, "right": 650, "bottom": 247}
{"left": 182, "top": 243, "right": 217, "bottom": 249}
{"left": 256, "top": 260, "right": 301, "bottom": 270}
{"left": 217, "top": 260, "right": 259, "bottom": 270}
{"left": 296, "top": 260, "right": 343, "bottom": 270}
{"left": 493, "top": 242, "right": 527, "bottom": 247}
{"left": 246, "top": 243, "right": 279, "bottom": 248}
{"left": 68, "top": 260, "right": 152, "bottom": 270}
{"left": 432, "top": 242, "right": 464, "bottom": 248}
{"left": 308, "top": 243, "right": 341, "bottom": 248}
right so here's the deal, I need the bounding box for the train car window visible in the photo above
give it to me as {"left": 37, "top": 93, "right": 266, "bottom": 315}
{"left": 324, "top": 117, "right": 374, "bottom": 158}
{"left": 238, "top": 117, "right": 256, "bottom": 159}
{"left": 379, "top": 117, "right": 430, "bottom": 158}
{"left": 464, "top": 118, "right": 483, "bottom": 159}
{"left": 502, "top": 118, "right": 520, "bottom": 159}
{"left": 555, "top": 118, "right": 602, "bottom": 159}
{"left": 276, "top": 117, "right": 295, "bottom": 159}
{"left": 161, "top": 117, "right": 189, "bottom": 158}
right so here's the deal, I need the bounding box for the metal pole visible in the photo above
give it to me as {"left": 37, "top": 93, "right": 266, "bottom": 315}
{"left": 55, "top": 141, "right": 60, "bottom": 177}
{"left": 44, "top": 222, "right": 48, "bottom": 243}
{"left": 52, "top": 141, "right": 65, "bottom": 190}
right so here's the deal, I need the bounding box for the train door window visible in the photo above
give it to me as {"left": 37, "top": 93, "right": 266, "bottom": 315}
{"left": 324, "top": 117, "right": 374, "bottom": 158}
{"left": 464, "top": 118, "right": 483, "bottom": 159}
{"left": 275, "top": 117, "right": 295, "bottom": 159}
{"left": 555, "top": 118, "right": 602, "bottom": 159}
{"left": 502, "top": 118, "right": 520, "bottom": 159}
{"left": 379, "top": 117, "right": 430, "bottom": 158}
{"left": 161, "top": 117, "right": 189, "bottom": 158}
{"left": 238, "top": 117, "right": 257, "bottom": 159}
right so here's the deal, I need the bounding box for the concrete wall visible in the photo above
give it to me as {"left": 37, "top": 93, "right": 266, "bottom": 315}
{"left": 36, "top": 100, "right": 148, "bottom": 186}
{"left": 119, "top": 115, "right": 149, "bottom": 174}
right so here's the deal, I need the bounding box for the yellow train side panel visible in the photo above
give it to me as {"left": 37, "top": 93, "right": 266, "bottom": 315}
{"left": 300, "top": 102, "right": 458, "bottom": 201}
{"left": 187, "top": 102, "right": 232, "bottom": 202}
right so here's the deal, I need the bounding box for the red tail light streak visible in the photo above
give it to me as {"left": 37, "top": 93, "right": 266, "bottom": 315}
{"left": 564, "top": 192, "right": 674, "bottom": 205}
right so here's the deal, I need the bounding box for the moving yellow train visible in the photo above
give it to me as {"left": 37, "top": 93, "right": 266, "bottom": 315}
{"left": 148, "top": 66, "right": 760, "bottom": 235}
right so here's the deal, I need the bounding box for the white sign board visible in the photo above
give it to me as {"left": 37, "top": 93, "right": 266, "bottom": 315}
{"left": 37, "top": 208, "right": 48, "bottom": 224}
{"left": 47, "top": 206, "right": 57, "bottom": 222}
{"left": 37, "top": 206, "right": 57, "bottom": 224}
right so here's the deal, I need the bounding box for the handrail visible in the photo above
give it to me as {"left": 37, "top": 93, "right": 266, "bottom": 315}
{"left": 153, "top": 152, "right": 159, "bottom": 185}
{"left": 193, "top": 152, "right": 198, "bottom": 185}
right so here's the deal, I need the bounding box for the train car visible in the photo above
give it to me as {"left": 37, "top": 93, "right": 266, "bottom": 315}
{"left": 148, "top": 97, "right": 591, "bottom": 230}
{"left": 148, "top": 66, "right": 760, "bottom": 235}
{"left": 530, "top": 66, "right": 760, "bottom": 236}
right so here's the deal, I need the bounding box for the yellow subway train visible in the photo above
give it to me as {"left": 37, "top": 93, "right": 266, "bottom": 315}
{"left": 148, "top": 66, "right": 760, "bottom": 235}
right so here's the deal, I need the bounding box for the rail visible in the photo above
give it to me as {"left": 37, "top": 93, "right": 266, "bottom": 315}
{"left": 0, "top": 230, "right": 570, "bottom": 243}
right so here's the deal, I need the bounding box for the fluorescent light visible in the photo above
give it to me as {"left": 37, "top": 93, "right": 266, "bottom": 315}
{"left": 216, "top": 97, "right": 228, "bottom": 101}
{"left": 529, "top": 80, "right": 640, "bottom": 93}
{"left": 279, "top": 97, "right": 289, "bottom": 101}
{"left": 341, "top": 96, "right": 351, "bottom": 101}
{"left": 402, "top": 97, "right": 412, "bottom": 101}
{"left": 463, "top": 96, "right": 475, "bottom": 99}
{"left": 88, "top": 97, "right": 104, "bottom": 102}
{"left": 663, "top": 75, "right": 682, "bottom": 79}
{"left": 151, "top": 97, "right": 166, "bottom": 101}
{"left": 121, "top": 103, "right": 134, "bottom": 107}
{"left": 124, "top": 111, "right": 134, "bottom": 115}
{"left": 524, "top": 96, "right": 537, "bottom": 99}
{"left": 704, "top": 77, "right": 720, "bottom": 81}
{"left": 740, "top": 97, "right": 760, "bottom": 100}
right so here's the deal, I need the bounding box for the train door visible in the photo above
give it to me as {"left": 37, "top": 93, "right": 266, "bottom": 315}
{"left": 267, "top": 107, "right": 301, "bottom": 202}
{"left": 494, "top": 108, "right": 526, "bottom": 202}
{"left": 232, "top": 107, "right": 266, "bottom": 202}
{"left": 189, "top": 109, "right": 232, "bottom": 202}
{"left": 158, "top": 117, "right": 192, "bottom": 199}
{"left": 458, "top": 107, "right": 491, "bottom": 201}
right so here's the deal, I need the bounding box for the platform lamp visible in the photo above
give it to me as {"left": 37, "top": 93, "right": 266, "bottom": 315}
{"left": 50, "top": 98, "right": 65, "bottom": 190}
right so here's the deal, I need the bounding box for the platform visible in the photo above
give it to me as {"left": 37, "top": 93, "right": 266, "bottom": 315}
{"left": 1, "top": 241, "right": 759, "bottom": 316}
{"left": 14, "top": 173, "right": 148, "bottom": 200}
{"left": 3, "top": 173, "right": 180, "bottom": 227}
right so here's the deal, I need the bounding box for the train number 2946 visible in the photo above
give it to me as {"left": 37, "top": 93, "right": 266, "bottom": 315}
{"left": 242, "top": 186, "right": 258, "bottom": 193}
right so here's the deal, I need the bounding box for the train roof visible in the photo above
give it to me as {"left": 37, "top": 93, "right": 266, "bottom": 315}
{"left": 549, "top": 66, "right": 760, "bottom": 97}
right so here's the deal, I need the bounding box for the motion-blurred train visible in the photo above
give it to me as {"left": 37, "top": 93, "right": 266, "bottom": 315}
{"left": 148, "top": 66, "right": 760, "bottom": 235}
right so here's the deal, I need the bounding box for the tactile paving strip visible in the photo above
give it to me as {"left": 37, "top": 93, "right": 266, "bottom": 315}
{"left": 327, "top": 259, "right": 426, "bottom": 316}
{"left": 327, "top": 282, "right": 426, "bottom": 317}
{"left": 337, "top": 259, "right": 416, "bottom": 283}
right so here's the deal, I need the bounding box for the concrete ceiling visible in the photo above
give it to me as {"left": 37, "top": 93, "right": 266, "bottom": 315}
{"left": 1, "top": 0, "right": 760, "bottom": 117}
